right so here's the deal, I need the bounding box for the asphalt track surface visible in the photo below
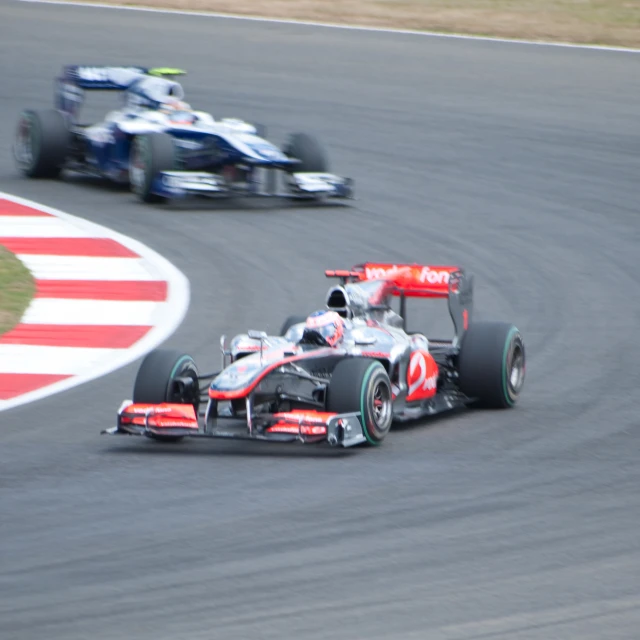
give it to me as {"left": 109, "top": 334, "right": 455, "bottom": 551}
{"left": 1, "top": 4, "right": 640, "bottom": 639}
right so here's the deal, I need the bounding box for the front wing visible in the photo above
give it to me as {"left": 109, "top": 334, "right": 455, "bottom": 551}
{"left": 149, "top": 170, "right": 354, "bottom": 200}
{"left": 102, "top": 402, "right": 368, "bottom": 447}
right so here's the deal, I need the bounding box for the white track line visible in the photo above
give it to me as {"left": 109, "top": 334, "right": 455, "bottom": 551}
{"left": 0, "top": 345, "right": 127, "bottom": 376}
{"left": 0, "top": 191, "right": 190, "bottom": 413}
{"left": 17, "top": 255, "right": 161, "bottom": 281}
{"left": 20, "top": 299, "right": 164, "bottom": 326}
{"left": 17, "top": 0, "right": 640, "bottom": 54}
{"left": 0, "top": 216, "right": 107, "bottom": 238}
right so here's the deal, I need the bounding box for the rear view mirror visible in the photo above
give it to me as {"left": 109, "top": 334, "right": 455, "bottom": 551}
{"left": 354, "top": 336, "right": 376, "bottom": 345}
{"left": 351, "top": 330, "right": 376, "bottom": 345}
{"left": 248, "top": 330, "right": 268, "bottom": 340}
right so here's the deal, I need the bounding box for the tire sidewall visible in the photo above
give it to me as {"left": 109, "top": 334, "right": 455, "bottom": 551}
{"left": 133, "top": 349, "right": 199, "bottom": 409}
{"left": 501, "top": 327, "right": 525, "bottom": 407}
{"left": 284, "top": 132, "right": 328, "bottom": 174}
{"left": 14, "top": 111, "right": 40, "bottom": 176}
{"left": 360, "top": 362, "right": 393, "bottom": 445}
{"left": 458, "top": 321, "right": 526, "bottom": 409}
{"left": 129, "top": 135, "right": 150, "bottom": 197}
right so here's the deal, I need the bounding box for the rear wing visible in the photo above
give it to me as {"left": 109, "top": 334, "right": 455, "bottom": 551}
{"left": 58, "top": 65, "right": 149, "bottom": 91}
{"left": 325, "top": 262, "right": 474, "bottom": 344}
{"left": 54, "top": 65, "right": 187, "bottom": 117}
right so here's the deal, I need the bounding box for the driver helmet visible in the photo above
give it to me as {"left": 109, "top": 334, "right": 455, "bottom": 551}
{"left": 160, "top": 98, "right": 197, "bottom": 125}
{"left": 302, "top": 310, "right": 345, "bottom": 347}
{"left": 160, "top": 97, "right": 192, "bottom": 113}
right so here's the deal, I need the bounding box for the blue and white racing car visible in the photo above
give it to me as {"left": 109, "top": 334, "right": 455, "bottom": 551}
{"left": 13, "top": 65, "right": 353, "bottom": 204}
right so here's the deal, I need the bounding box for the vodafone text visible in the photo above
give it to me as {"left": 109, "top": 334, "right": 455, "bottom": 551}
{"left": 364, "top": 265, "right": 451, "bottom": 284}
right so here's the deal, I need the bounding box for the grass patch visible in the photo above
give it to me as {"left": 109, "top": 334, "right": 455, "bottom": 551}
{"left": 0, "top": 246, "right": 35, "bottom": 336}
{"left": 67, "top": 0, "right": 640, "bottom": 48}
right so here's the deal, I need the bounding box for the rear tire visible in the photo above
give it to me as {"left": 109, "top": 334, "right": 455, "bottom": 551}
{"left": 458, "top": 322, "right": 525, "bottom": 408}
{"left": 327, "top": 358, "right": 393, "bottom": 445}
{"left": 283, "top": 132, "right": 329, "bottom": 173}
{"left": 129, "top": 133, "right": 177, "bottom": 203}
{"left": 14, "top": 109, "right": 70, "bottom": 178}
{"left": 133, "top": 349, "right": 200, "bottom": 441}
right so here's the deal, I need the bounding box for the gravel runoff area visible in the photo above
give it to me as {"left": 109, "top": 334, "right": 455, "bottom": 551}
{"left": 57, "top": 0, "right": 640, "bottom": 48}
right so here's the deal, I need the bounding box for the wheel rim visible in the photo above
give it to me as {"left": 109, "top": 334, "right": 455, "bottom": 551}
{"left": 506, "top": 341, "right": 525, "bottom": 398}
{"left": 371, "top": 377, "right": 392, "bottom": 428}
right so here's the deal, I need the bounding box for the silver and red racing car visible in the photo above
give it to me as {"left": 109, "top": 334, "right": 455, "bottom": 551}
{"left": 102, "top": 262, "right": 526, "bottom": 448}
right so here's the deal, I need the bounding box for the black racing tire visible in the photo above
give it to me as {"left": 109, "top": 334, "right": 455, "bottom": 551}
{"left": 280, "top": 314, "right": 307, "bottom": 337}
{"left": 133, "top": 349, "right": 200, "bottom": 441}
{"left": 283, "top": 132, "right": 329, "bottom": 173}
{"left": 129, "top": 133, "right": 177, "bottom": 203}
{"left": 13, "top": 109, "right": 70, "bottom": 178}
{"left": 327, "top": 358, "right": 393, "bottom": 446}
{"left": 457, "top": 321, "right": 526, "bottom": 409}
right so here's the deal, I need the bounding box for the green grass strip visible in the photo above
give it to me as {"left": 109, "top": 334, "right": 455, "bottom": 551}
{"left": 0, "top": 246, "right": 35, "bottom": 337}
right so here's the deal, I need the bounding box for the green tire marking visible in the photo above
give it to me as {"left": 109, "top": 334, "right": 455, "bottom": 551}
{"left": 501, "top": 326, "right": 519, "bottom": 407}
{"left": 360, "top": 361, "right": 384, "bottom": 446}
{"left": 167, "top": 355, "right": 195, "bottom": 402}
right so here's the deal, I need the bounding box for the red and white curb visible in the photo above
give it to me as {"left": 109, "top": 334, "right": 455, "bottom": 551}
{"left": 0, "top": 191, "right": 190, "bottom": 412}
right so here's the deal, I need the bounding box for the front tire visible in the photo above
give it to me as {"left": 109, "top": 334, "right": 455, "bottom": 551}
{"left": 14, "top": 109, "right": 70, "bottom": 178}
{"left": 327, "top": 358, "right": 393, "bottom": 445}
{"left": 283, "top": 132, "right": 329, "bottom": 173}
{"left": 129, "top": 133, "right": 177, "bottom": 203}
{"left": 133, "top": 349, "right": 200, "bottom": 441}
{"left": 458, "top": 322, "right": 525, "bottom": 408}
